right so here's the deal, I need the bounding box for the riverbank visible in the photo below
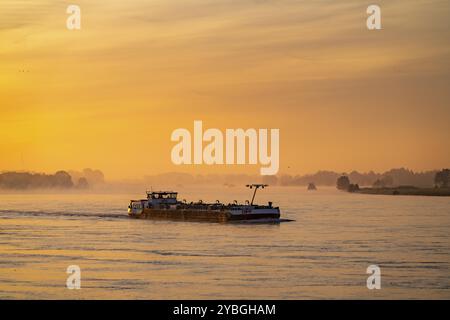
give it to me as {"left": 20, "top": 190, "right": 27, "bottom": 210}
{"left": 356, "top": 187, "right": 450, "bottom": 197}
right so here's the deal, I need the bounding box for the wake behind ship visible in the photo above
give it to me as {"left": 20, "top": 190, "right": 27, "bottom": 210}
{"left": 128, "top": 184, "right": 281, "bottom": 223}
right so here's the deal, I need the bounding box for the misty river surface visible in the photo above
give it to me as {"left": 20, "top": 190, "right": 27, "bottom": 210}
{"left": 0, "top": 186, "right": 449, "bottom": 299}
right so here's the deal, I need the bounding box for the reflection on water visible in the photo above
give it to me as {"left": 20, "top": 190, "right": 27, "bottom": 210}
{"left": 0, "top": 186, "right": 449, "bottom": 299}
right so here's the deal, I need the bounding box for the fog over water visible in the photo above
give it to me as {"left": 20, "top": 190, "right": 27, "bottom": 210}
{"left": 0, "top": 186, "right": 449, "bottom": 299}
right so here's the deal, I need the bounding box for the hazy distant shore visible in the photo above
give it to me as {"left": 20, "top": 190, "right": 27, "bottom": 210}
{"left": 355, "top": 187, "right": 450, "bottom": 197}
{"left": 0, "top": 168, "right": 447, "bottom": 192}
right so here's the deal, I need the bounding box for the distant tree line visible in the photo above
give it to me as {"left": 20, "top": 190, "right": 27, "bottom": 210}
{"left": 335, "top": 168, "right": 449, "bottom": 192}
{"left": 140, "top": 168, "right": 442, "bottom": 188}
{"left": 0, "top": 171, "right": 74, "bottom": 189}
{"left": 271, "top": 168, "right": 438, "bottom": 187}
{"left": 0, "top": 168, "right": 105, "bottom": 190}
{"left": 2, "top": 168, "right": 444, "bottom": 190}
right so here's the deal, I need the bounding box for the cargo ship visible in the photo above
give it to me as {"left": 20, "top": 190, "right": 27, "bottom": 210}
{"left": 128, "top": 184, "right": 281, "bottom": 223}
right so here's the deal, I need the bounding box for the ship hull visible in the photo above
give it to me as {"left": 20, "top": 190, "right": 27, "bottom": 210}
{"left": 129, "top": 208, "right": 280, "bottom": 223}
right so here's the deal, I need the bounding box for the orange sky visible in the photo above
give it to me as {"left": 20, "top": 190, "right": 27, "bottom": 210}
{"left": 1, "top": 0, "right": 449, "bottom": 179}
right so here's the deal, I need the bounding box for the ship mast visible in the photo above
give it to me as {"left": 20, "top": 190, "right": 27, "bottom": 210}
{"left": 246, "top": 184, "right": 268, "bottom": 205}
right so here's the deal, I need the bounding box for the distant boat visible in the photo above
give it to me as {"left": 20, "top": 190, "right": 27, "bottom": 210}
{"left": 307, "top": 183, "right": 317, "bottom": 191}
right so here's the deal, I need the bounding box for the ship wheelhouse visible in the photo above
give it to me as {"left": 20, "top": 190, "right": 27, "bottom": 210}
{"left": 146, "top": 191, "right": 178, "bottom": 207}
{"left": 128, "top": 199, "right": 147, "bottom": 214}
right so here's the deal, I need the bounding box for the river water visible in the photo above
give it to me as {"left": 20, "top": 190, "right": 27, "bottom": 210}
{"left": 0, "top": 186, "right": 449, "bottom": 299}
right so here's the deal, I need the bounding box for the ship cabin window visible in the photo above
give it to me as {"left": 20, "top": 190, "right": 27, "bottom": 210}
{"left": 151, "top": 193, "right": 177, "bottom": 200}
{"left": 132, "top": 202, "right": 142, "bottom": 209}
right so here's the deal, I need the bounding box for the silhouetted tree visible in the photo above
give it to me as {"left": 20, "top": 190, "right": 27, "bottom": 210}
{"left": 53, "top": 171, "right": 74, "bottom": 188}
{"left": 347, "top": 184, "right": 360, "bottom": 192}
{"left": 336, "top": 175, "right": 350, "bottom": 190}
{"left": 77, "top": 177, "right": 89, "bottom": 189}
{"left": 83, "top": 168, "right": 105, "bottom": 185}
{"left": 434, "top": 169, "right": 449, "bottom": 188}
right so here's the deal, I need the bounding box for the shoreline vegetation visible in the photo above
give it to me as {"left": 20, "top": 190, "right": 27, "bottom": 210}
{"left": 356, "top": 186, "right": 450, "bottom": 197}
{"left": 336, "top": 169, "right": 449, "bottom": 197}
{"left": 0, "top": 168, "right": 449, "bottom": 198}
{"left": 0, "top": 169, "right": 104, "bottom": 190}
